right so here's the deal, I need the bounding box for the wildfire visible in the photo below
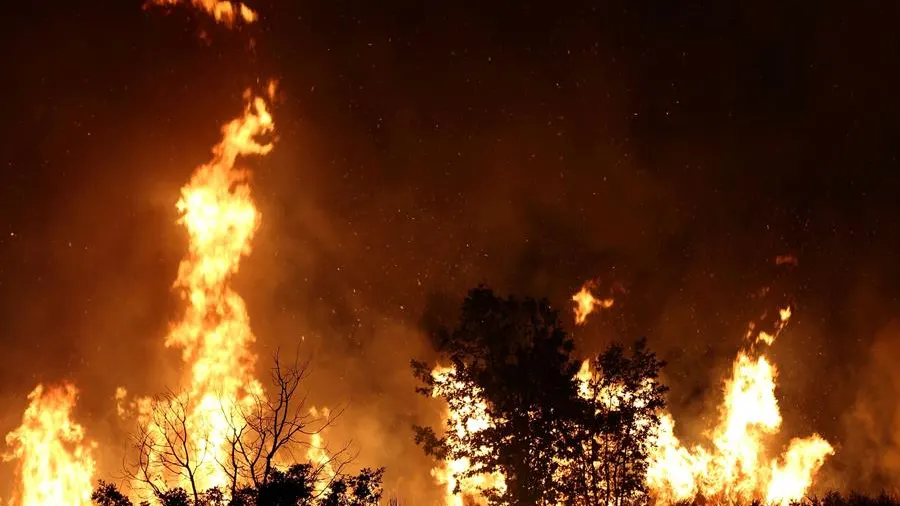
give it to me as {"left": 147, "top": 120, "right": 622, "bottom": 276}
{"left": 3, "top": 384, "right": 96, "bottom": 506}
{"left": 430, "top": 365, "right": 506, "bottom": 506}
{"left": 429, "top": 283, "right": 832, "bottom": 506}
{"left": 572, "top": 280, "right": 615, "bottom": 325}
{"left": 133, "top": 88, "right": 274, "bottom": 497}
{"left": 307, "top": 407, "right": 338, "bottom": 495}
{"left": 145, "top": 0, "right": 258, "bottom": 26}
{"left": 646, "top": 306, "right": 834, "bottom": 506}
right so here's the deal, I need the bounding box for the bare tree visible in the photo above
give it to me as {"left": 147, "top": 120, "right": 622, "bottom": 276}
{"left": 128, "top": 390, "right": 210, "bottom": 504}
{"left": 223, "top": 349, "right": 349, "bottom": 493}
{"left": 124, "top": 352, "right": 370, "bottom": 505}
{"left": 123, "top": 350, "right": 357, "bottom": 504}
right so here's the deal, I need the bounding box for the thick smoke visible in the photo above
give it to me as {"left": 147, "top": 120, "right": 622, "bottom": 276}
{"left": 836, "top": 321, "right": 900, "bottom": 492}
{"left": 1, "top": 0, "right": 900, "bottom": 503}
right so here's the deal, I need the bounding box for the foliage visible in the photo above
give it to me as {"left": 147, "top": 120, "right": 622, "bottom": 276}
{"left": 91, "top": 465, "right": 384, "bottom": 506}
{"left": 567, "top": 338, "right": 668, "bottom": 506}
{"left": 413, "top": 286, "right": 582, "bottom": 505}
{"left": 92, "top": 480, "right": 133, "bottom": 506}
{"left": 412, "top": 285, "right": 669, "bottom": 506}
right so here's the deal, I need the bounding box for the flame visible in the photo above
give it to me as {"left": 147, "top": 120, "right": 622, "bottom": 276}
{"left": 306, "top": 406, "right": 339, "bottom": 495}
{"left": 646, "top": 306, "right": 834, "bottom": 506}
{"left": 3, "top": 384, "right": 96, "bottom": 506}
{"left": 430, "top": 365, "right": 505, "bottom": 506}
{"left": 572, "top": 281, "right": 615, "bottom": 325}
{"left": 135, "top": 88, "right": 274, "bottom": 497}
{"left": 146, "top": 0, "right": 258, "bottom": 26}
{"left": 429, "top": 289, "right": 830, "bottom": 506}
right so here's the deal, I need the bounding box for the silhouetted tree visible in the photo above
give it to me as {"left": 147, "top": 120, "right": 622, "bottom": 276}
{"left": 566, "top": 338, "right": 668, "bottom": 506}
{"left": 92, "top": 480, "right": 133, "bottom": 506}
{"left": 128, "top": 389, "right": 206, "bottom": 503}
{"left": 103, "top": 351, "right": 379, "bottom": 506}
{"left": 413, "top": 286, "right": 583, "bottom": 505}
{"left": 320, "top": 467, "right": 385, "bottom": 506}
{"left": 412, "top": 286, "right": 669, "bottom": 506}
{"left": 223, "top": 350, "right": 347, "bottom": 494}
{"left": 92, "top": 465, "right": 384, "bottom": 506}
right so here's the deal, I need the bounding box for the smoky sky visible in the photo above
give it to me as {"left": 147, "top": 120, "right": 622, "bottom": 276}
{"left": 1, "top": 0, "right": 900, "bottom": 502}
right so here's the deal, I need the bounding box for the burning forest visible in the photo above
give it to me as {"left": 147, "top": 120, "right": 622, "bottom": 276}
{"left": 2, "top": 0, "right": 900, "bottom": 505}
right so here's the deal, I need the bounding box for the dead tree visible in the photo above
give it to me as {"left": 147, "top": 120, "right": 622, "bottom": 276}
{"left": 124, "top": 350, "right": 353, "bottom": 503}
{"left": 128, "top": 390, "right": 209, "bottom": 505}
{"left": 222, "top": 349, "right": 351, "bottom": 496}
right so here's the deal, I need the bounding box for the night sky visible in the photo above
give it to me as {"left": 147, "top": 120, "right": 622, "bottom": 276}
{"left": 1, "top": 0, "right": 900, "bottom": 501}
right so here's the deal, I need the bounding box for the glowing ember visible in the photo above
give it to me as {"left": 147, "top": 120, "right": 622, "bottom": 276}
{"left": 775, "top": 255, "right": 799, "bottom": 267}
{"left": 646, "top": 306, "right": 834, "bottom": 506}
{"left": 134, "top": 88, "right": 274, "bottom": 497}
{"left": 572, "top": 280, "right": 615, "bottom": 325}
{"left": 145, "top": 0, "right": 258, "bottom": 26}
{"left": 3, "top": 384, "right": 96, "bottom": 506}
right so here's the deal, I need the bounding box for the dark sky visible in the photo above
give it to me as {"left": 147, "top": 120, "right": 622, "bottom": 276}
{"left": 1, "top": 0, "right": 900, "bottom": 501}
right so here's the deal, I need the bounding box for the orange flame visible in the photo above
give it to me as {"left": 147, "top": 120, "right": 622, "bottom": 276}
{"left": 307, "top": 406, "right": 338, "bottom": 495}
{"left": 430, "top": 288, "right": 830, "bottom": 506}
{"left": 646, "top": 306, "right": 834, "bottom": 506}
{"left": 572, "top": 281, "right": 615, "bottom": 325}
{"left": 3, "top": 384, "right": 96, "bottom": 506}
{"left": 430, "top": 365, "right": 505, "bottom": 506}
{"left": 135, "top": 88, "right": 274, "bottom": 498}
{"left": 146, "top": 0, "right": 258, "bottom": 26}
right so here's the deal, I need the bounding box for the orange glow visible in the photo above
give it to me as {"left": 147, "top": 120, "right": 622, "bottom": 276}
{"left": 307, "top": 406, "right": 338, "bottom": 495}
{"left": 134, "top": 88, "right": 274, "bottom": 498}
{"left": 146, "top": 0, "right": 258, "bottom": 26}
{"left": 429, "top": 365, "right": 505, "bottom": 506}
{"left": 646, "top": 305, "right": 834, "bottom": 506}
{"left": 429, "top": 294, "right": 831, "bottom": 505}
{"left": 775, "top": 255, "right": 799, "bottom": 266}
{"left": 572, "top": 280, "right": 615, "bottom": 325}
{"left": 3, "top": 384, "right": 96, "bottom": 506}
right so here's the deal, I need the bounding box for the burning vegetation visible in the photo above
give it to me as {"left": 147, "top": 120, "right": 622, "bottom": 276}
{"left": 646, "top": 306, "right": 834, "bottom": 506}
{"left": 3, "top": 384, "right": 96, "bottom": 506}
{"left": 1, "top": 1, "right": 896, "bottom": 506}
{"left": 410, "top": 282, "right": 833, "bottom": 506}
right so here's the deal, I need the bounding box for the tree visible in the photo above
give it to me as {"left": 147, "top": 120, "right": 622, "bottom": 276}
{"left": 567, "top": 338, "right": 668, "bottom": 506}
{"left": 412, "top": 286, "right": 669, "bottom": 506}
{"left": 92, "top": 464, "right": 384, "bottom": 506}
{"left": 106, "top": 351, "right": 380, "bottom": 506}
{"left": 223, "top": 351, "right": 347, "bottom": 493}
{"left": 412, "top": 286, "right": 583, "bottom": 505}
{"left": 92, "top": 481, "right": 133, "bottom": 506}
{"left": 129, "top": 389, "right": 208, "bottom": 504}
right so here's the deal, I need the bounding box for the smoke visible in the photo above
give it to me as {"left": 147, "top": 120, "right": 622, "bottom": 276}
{"left": 835, "top": 321, "right": 900, "bottom": 493}
{"left": 2, "top": 0, "right": 900, "bottom": 503}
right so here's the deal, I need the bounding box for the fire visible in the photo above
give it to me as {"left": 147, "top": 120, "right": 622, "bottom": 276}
{"left": 307, "top": 406, "right": 338, "bottom": 495}
{"left": 433, "top": 286, "right": 831, "bottom": 505}
{"left": 572, "top": 280, "right": 615, "bottom": 325}
{"left": 3, "top": 384, "right": 96, "bottom": 506}
{"left": 430, "top": 365, "right": 506, "bottom": 506}
{"left": 145, "top": 0, "right": 258, "bottom": 26}
{"left": 134, "top": 88, "right": 274, "bottom": 497}
{"left": 646, "top": 306, "right": 834, "bottom": 506}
